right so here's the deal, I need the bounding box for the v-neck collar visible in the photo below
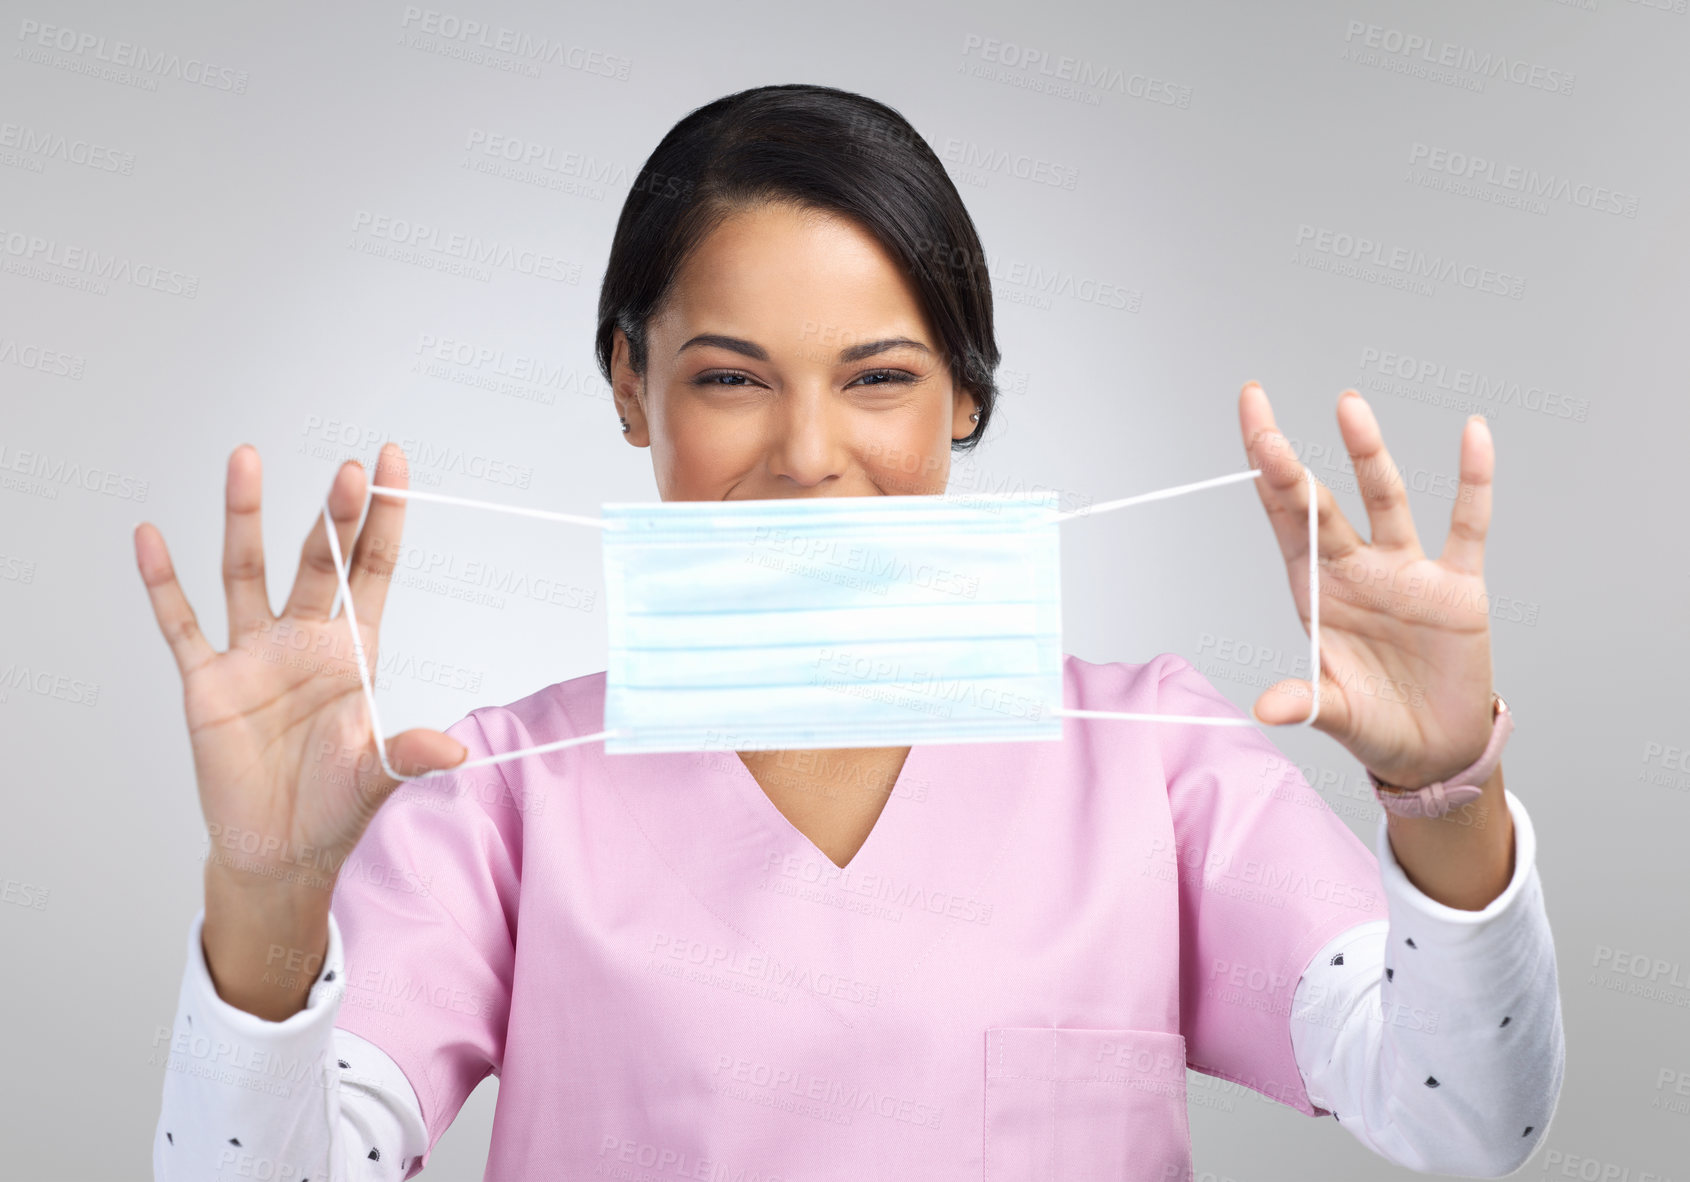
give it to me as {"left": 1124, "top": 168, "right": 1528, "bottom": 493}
{"left": 721, "top": 744, "right": 929, "bottom": 874}
{"left": 609, "top": 737, "right": 1043, "bottom": 891}
{"left": 601, "top": 734, "right": 1050, "bottom": 1019}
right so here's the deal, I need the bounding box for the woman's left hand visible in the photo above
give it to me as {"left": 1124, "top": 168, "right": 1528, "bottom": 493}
{"left": 1238, "top": 382, "right": 1498, "bottom": 790}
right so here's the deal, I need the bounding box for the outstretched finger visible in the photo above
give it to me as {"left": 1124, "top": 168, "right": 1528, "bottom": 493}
{"left": 1335, "top": 390, "right": 1421, "bottom": 553}
{"left": 1240, "top": 383, "right": 1364, "bottom": 570}
{"left": 135, "top": 523, "right": 217, "bottom": 678}
{"left": 346, "top": 443, "right": 410, "bottom": 629}
{"left": 1442, "top": 414, "right": 1494, "bottom": 577}
{"left": 222, "top": 445, "right": 272, "bottom": 644}
{"left": 282, "top": 460, "right": 367, "bottom": 621}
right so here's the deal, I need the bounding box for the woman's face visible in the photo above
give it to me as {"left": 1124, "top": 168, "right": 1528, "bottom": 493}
{"left": 611, "top": 201, "right": 980, "bottom": 501}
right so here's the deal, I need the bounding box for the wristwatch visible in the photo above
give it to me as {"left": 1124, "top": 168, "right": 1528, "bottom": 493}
{"left": 1368, "top": 693, "right": 1512, "bottom": 818}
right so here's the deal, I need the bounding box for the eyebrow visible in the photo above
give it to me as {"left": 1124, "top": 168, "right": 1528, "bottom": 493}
{"left": 676, "top": 333, "right": 932, "bottom": 364}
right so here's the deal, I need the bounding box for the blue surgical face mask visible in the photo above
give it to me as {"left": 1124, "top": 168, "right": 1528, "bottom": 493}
{"left": 599, "top": 492, "right": 1064, "bottom": 753}
{"left": 321, "top": 467, "right": 1319, "bottom": 778}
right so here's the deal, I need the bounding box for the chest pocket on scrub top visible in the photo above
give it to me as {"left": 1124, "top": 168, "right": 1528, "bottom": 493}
{"left": 984, "top": 1027, "right": 1192, "bottom": 1182}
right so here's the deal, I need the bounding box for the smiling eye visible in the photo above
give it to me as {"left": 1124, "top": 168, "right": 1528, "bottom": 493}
{"left": 853, "top": 369, "right": 917, "bottom": 387}
{"left": 692, "top": 371, "right": 755, "bottom": 387}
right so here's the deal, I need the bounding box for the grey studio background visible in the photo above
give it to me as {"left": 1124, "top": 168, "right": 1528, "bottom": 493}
{"left": 2, "top": 0, "right": 1686, "bottom": 1178}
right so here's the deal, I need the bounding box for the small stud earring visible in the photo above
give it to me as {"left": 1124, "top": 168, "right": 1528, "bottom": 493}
{"left": 969, "top": 411, "right": 980, "bottom": 422}
{"left": 619, "top": 417, "right": 630, "bottom": 432}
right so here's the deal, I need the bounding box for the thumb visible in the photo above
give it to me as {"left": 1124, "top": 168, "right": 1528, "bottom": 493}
{"left": 1251, "top": 677, "right": 1339, "bottom": 730}
{"left": 380, "top": 727, "right": 471, "bottom": 783}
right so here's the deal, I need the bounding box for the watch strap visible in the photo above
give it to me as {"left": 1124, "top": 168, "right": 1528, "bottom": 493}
{"left": 1369, "top": 693, "right": 1511, "bottom": 818}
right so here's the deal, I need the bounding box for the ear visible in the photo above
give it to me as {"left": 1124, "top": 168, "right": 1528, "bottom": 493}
{"left": 951, "top": 383, "right": 981, "bottom": 441}
{"left": 610, "top": 329, "right": 651, "bottom": 447}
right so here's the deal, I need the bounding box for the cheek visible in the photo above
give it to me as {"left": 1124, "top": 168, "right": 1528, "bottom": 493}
{"left": 859, "top": 412, "right": 951, "bottom": 495}
{"left": 654, "top": 396, "right": 760, "bottom": 488}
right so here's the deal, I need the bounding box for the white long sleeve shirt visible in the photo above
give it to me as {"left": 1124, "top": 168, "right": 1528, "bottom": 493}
{"left": 154, "top": 788, "right": 1562, "bottom": 1180}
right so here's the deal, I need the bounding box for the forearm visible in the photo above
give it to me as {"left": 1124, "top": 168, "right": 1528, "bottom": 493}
{"left": 1381, "top": 764, "right": 1514, "bottom": 911}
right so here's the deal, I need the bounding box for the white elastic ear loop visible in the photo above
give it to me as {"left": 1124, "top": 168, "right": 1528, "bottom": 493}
{"left": 1053, "top": 465, "right": 1321, "bottom": 729}
{"left": 319, "top": 484, "right": 620, "bottom": 784}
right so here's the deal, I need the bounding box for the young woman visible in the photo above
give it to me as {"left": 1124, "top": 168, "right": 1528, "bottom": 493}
{"left": 143, "top": 84, "right": 1562, "bottom": 1180}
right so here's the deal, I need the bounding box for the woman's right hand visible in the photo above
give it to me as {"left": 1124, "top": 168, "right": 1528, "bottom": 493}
{"left": 135, "top": 442, "right": 468, "bottom": 1018}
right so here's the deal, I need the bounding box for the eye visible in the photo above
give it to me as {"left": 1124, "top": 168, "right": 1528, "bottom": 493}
{"left": 690, "top": 370, "right": 759, "bottom": 387}
{"left": 851, "top": 369, "right": 918, "bottom": 388}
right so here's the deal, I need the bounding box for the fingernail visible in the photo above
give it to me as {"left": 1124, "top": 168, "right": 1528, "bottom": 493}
{"left": 1243, "top": 380, "right": 1262, "bottom": 393}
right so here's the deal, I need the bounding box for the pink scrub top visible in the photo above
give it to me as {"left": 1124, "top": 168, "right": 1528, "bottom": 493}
{"left": 330, "top": 652, "right": 1391, "bottom": 1181}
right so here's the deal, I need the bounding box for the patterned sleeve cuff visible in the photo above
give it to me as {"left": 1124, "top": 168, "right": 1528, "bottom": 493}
{"left": 1290, "top": 786, "right": 1564, "bottom": 1174}
{"left": 153, "top": 908, "right": 347, "bottom": 1180}
{"left": 180, "top": 905, "right": 348, "bottom": 1039}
